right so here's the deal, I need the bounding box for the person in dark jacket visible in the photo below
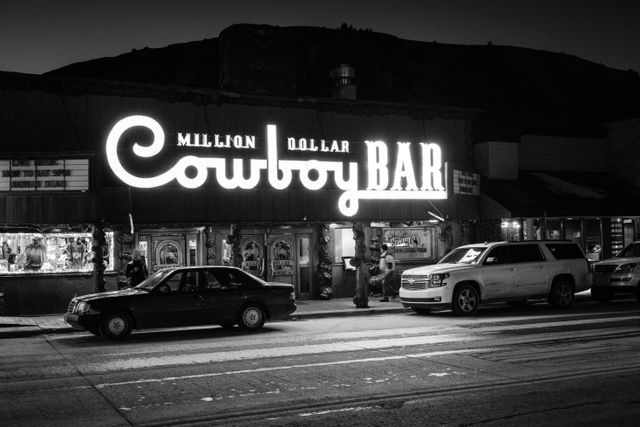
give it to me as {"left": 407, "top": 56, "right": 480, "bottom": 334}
{"left": 379, "top": 244, "right": 400, "bottom": 301}
{"left": 125, "top": 249, "right": 148, "bottom": 286}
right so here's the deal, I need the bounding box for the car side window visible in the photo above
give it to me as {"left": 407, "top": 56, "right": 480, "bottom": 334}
{"left": 511, "top": 244, "right": 545, "bottom": 263}
{"left": 484, "top": 246, "right": 512, "bottom": 265}
{"left": 179, "top": 270, "right": 200, "bottom": 293}
{"left": 204, "top": 270, "right": 224, "bottom": 290}
{"left": 162, "top": 272, "right": 183, "bottom": 293}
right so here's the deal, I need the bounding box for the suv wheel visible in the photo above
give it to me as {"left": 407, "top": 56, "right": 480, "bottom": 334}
{"left": 548, "top": 278, "right": 574, "bottom": 308}
{"left": 99, "top": 311, "right": 132, "bottom": 341}
{"left": 591, "top": 287, "right": 613, "bottom": 303}
{"left": 452, "top": 284, "right": 479, "bottom": 316}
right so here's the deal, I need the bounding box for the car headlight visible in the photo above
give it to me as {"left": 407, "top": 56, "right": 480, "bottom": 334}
{"left": 76, "top": 301, "right": 90, "bottom": 314}
{"left": 428, "top": 272, "right": 450, "bottom": 288}
{"left": 615, "top": 263, "right": 638, "bottom": 274}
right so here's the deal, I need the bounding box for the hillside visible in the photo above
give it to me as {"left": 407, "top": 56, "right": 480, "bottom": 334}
{"left": 46, "top": 23, "right": 640, "bottom": 140}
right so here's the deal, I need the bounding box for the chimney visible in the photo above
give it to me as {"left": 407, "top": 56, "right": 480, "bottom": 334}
{"left": 330, "top": 64, "right": 356, "bottom": 99}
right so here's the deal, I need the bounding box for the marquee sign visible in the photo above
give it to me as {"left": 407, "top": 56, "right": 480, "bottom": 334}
{"left": 106, "top": 115, "right": 447, "bottom": 217}
{"left": 0, "top": 159, "right": 89, "bottom": 192}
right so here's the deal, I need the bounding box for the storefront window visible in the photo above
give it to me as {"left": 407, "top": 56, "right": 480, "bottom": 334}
{"left": 585, "top": 219, "right": 602, "bottom": 261}
{"left": 501, "top": 219, "right": 522, "bottom": 241}
{"left": 544, "top": 219, "right": 562, "bottom": 240}
{"left": 333, "top": 228, "right": 355, "bottom": 263}
{"left": 564, "top": 219, "right": 582, "bottom": 245}
{"left": 0, "top": 231, "right": 114, "bottom": 274}
{"left": 383, "top": 227, "right": 435, "bottom": 260}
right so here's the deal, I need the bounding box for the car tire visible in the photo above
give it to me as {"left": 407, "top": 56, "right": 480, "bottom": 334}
{"left": 411, "top": 307, "right": 430, "bottom": 314}
{"left": 452, "top": 284, "right": 479, "bottom": 316}
{"left": 591, "top": 287, "right": 613, "bottom": 303}
{"left": 99, "top": 311, "right": 132, "bottom": 341}
{"left": 548, "top": 278, "right": 574, "bottom": 308}
{"left": 238, "top": 304, "right": 266, "bottom": 331}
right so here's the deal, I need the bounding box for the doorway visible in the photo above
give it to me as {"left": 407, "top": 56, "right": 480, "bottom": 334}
{"left": 237, "top": 230, "right": 313, "bottom": 299}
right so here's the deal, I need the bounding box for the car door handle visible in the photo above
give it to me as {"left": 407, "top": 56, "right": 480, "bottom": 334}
{"left": 534, "top": 265, "right": 544, "bottom": 269}
{"left": 506, "top": 268, "right": 515, "bottom": 271}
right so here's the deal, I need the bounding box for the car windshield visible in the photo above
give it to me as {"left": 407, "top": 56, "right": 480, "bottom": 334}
{"left": 616, "top": 243, "right": 640, "bottom": 258}
{"left": 134, "top": 269, "right": 175, "bottom": 291}
{"left": 439, "top": 247, "right": 487, "bottom": 264}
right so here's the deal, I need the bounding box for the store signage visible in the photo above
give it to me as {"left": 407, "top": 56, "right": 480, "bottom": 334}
{"left": 0, "top": 159, "right": 89, "bottom": 191}
{"left": 106, "top": 115, "right": 446, "bottom": 216}
{"left": 453, "top": 169, "right": 480, "bottom": 195}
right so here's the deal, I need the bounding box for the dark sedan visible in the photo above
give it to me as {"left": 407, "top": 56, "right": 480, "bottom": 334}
{"left": 65, "top": 266, "right": 297, "bottom": 340}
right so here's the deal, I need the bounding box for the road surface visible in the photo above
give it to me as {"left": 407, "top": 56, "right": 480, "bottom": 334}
{"left": 1, "top": 298, "right": 639, "bottom": 426}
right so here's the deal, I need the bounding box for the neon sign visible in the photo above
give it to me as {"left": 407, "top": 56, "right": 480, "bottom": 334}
{"left": 106, "top": 115, "right": 446, "bottom": 217}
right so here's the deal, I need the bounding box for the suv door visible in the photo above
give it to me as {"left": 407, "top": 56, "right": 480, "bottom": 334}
{"left": 481, "top": 245, "right": 518, "bottom": 300}
{"left": 511, "top": 244, "right": 548, "bottom": 297}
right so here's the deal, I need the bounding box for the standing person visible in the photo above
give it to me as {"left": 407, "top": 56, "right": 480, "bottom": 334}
{"left": 379, "top": 244, "right": 400, "bottom": 302}
{"left": 125, "top": 249, "right": 148, "bottom": 286}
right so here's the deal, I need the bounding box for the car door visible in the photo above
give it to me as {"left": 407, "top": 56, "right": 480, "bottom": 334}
{"left": 140, "top": 269, "right": 204, "bottom": 328}
{"left": 481, "top": 245, "right": 518, "bottom": 300}
{"left": 512, "top": 244, "right": 548, "bottom": 298}
{"left": 198, "top": 268, "right": 245, "bottom": 323}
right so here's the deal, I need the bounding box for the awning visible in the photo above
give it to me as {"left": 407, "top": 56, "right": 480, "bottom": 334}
{"left": 482, "top": 171, "right": 640, "bottom": 217}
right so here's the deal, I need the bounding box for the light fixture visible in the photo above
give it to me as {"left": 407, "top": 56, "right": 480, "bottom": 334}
{"left": 427, "top": 211, "right": 445, "bottom": 222}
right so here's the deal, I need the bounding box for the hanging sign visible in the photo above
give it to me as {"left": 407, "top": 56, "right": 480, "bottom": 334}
{"left": 106, "top": 115, "right": 447, "bottom": 217}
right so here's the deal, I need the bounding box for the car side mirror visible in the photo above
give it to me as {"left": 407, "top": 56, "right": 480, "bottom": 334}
{"left": 485, "top": 257, "right": 497, "bottom": 265}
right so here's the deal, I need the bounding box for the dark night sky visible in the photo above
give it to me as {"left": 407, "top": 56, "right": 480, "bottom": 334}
{"left": 2, "top": 0, "right": 639, "bottom": 75}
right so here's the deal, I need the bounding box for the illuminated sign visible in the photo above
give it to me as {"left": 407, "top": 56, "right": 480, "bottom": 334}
{"left": 106, "top": 115, "right": 446, "bottom": 216}
{"left": 0, "top": 159, "right": 89, "bottom": 192}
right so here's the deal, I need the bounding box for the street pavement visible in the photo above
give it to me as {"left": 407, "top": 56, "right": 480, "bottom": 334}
{"left": 0, "top": 296, "right": 406, "bottom": 338}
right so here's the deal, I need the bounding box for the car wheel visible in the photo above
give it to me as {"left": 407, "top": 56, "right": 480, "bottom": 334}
{"left": 99, "top": 311, "right": 132, "bottom": 341}
{"left": 591, "top": 287, "right": 613, "bottom": 303}
{"left": 452, "top": 284, "right": 479, "bottom": 316}
{"left": 548, "top": 278, "right": 574, "bottom": 308}
{"left": 238, "top": 304, "right": 266, "bottom": 331}
{"left": 411, "top": 307, "right": 430, "bottom": 314}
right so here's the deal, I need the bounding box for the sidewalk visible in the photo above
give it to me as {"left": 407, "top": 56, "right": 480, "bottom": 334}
{"left": 0, "top": 296, "right": 405, "bottom": 338}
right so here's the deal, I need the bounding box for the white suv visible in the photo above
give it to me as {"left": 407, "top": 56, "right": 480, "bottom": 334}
{"left": 400, "top": 240, "right": 591, "bottom": 315}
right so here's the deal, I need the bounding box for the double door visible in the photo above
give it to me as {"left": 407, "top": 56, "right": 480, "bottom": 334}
{"left": 239, "top": 232, "right": 312, "bottom": 298}
{"left": 138, "top": 230, "right": 199, "bottom": 272}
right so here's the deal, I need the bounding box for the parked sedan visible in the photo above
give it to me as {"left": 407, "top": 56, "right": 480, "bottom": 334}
{"left": 65, "top": 266, "right": 296, "bottom": 340}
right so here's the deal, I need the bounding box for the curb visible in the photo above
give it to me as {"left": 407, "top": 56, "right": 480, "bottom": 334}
{"left": 289, "top": 306, "right": 407, "bottom": 320}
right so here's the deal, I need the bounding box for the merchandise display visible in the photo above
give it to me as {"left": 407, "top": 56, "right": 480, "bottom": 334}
{"left": 0, "top": 232, "right": 114, "bottom": 274}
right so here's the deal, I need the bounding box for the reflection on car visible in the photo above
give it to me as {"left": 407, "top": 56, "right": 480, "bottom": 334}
{"left": 64, "top": 266, "right": 296, "bottom": 340}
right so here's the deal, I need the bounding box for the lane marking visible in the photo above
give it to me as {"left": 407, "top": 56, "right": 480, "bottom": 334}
{"left": 92, "top": 348, "right": 486, "bottom": 389}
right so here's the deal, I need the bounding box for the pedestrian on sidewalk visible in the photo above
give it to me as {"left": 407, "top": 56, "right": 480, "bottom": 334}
{"left": 379, "top": 244, "right": 400, "bottom": 302}
{"left": 125, "top": 249, "right": 148, "bottom": 287}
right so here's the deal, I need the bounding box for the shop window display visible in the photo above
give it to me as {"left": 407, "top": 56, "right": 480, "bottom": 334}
{"left": 0, "top": 232, "right": 114, "bottom": 274}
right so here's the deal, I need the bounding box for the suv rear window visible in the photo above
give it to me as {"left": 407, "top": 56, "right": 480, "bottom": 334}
{"left": 545, "top": 243, "right": 584, "bottom": 260}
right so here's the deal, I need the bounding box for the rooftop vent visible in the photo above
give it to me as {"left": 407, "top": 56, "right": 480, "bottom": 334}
{"left": 330, "top": 64, "right": 356, "bottom": 99}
